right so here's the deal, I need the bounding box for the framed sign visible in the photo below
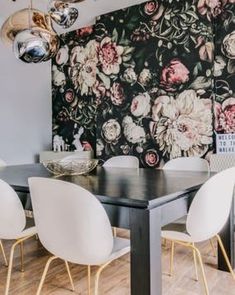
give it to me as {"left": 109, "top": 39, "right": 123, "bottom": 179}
{"left": 216, "top": 133, "right": 235, "bottom": 154}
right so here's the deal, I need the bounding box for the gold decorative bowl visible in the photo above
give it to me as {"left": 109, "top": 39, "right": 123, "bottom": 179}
{"left": 42, "top": 158, "right": 98, "bottom": 176}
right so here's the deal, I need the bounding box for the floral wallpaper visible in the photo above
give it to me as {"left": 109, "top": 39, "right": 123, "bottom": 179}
{"left": 214, "top": 1, "right": 235, "bottom": 135}
{"left": 52, "top": 0, "right": 235, "bottom": 168}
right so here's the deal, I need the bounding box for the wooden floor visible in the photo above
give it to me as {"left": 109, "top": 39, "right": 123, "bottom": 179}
{"left": 0, "top": 230, "right": 234, "bottom": 295}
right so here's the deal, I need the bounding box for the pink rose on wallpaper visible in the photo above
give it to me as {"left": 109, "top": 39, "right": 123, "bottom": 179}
{"left": 144, "top": 1, "right": 158, "bottom": 15}
{"left": 82, "top": 141, "right": 92, "bottom": 151}
{"left": 197, "top": 0, "right": 227, "bottom": 20}
{"left": 92, "top": 81, "right": 106, "bottom": 103}
{"left": 110, "top": 82, "right": 125, "bottom": 106}
{"left": 214, "top": 98, "right": 235, "bottom": 133}
{"left": 160, "top": 59, "right": 189, "bottom": 92}
{"left": 98, "top": 37, "right": 124, "bottom": 75}
{"left": 64, "top": 89, "right": 74, "bottom": 103}
{"left": 143, "top": 1, "right": 164, "bottom": 21}
{"left": 144, "top": 149, "right": 159, "bottom": 167}
{"left": 77, "top": 26, "right": 93, "bottom": 37}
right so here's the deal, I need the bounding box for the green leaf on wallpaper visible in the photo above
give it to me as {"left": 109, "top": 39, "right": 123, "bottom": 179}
{"left": 123, "top": 46, "right": 135, "bottom": 55}
{"left": 186, "top": 11, "right": 199, "bottom": 20}
{"left": 119, "top": 29, "right": 130, "bottom": 46}
{"left": 112, "top": 28, "right": 119, "bottom": 43}
{"left": 190, "top": 35, "right": 197, "bottom": 44}
{"left": 123, "top": 55, "right": 132, "bottom": 62}
{"left": 193, "top": 64, "right": 199, "bottom": 77}
{"left": 164, "top": 13, "right": 171, "bottom": 21}
{"left": 98, "top": 71, "right": 111, "bottom": 89}
{"left": 160, "top": 27, "right": 172, "bottom": 37}
{"left": 123, "top": 61, "right": 136, "bottom": 68}
{"left": 180, "top": 14, "right": 187, "bottom": 21}
{"left": 190, "top": 76, "right": 212, "bottom": 90}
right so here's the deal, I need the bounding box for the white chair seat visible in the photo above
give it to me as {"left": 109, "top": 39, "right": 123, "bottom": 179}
{"left": 14, "top": 226, "right": 37, "bottom": 239}
{"left": 108, "top": 237, "right": 130, "bottom": 263}
{"left": 161, "top": 230, "right": 192, "bottom": 243}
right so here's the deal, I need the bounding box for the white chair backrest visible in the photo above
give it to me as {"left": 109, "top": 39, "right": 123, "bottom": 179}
{"left": 0, "top": 179, "right": 26, "bottom": 239}
{"left": 210, "top": 154, "right": 235, "bottom": 172}
{"left": 103, "top": 156, "right": 139, "bottom": 168}
{"left": 0, "top": 159, "right": 6, "bottom": 167}
{"left": 186, "top": 167, "right": 235, "bottom": 242}
{"left": 163, "top": 157, "right": 209, "bottom": 172}
{"left": 29, "top": 177, "right": 114, "bottom": 265}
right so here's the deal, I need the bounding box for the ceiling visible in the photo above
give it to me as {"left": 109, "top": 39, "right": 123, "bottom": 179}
{"left": 0, "top": 0, "right": 148, "bottom": 32}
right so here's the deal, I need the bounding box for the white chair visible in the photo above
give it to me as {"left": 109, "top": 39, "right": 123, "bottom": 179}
{"left": 162, "top": 167, "right": 235, "bottom": 295}
{"left": 0, "top": 179, "right": 37, "bottom": 295}
{"left": 163, "top": 157, "right": 210, "bottom": 171}
{"left": 162, "top": 157, "right": 215, "bottom": 255}
{"left": 29, "top": 177, "right": 130, "bottom": 295}
{"left": 103, "top": 155, "right": 139, "bottom": 168}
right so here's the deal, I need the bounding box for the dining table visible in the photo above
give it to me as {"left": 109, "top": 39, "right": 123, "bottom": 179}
{"left": 0, "top": 163, "right": 234, "bottom": 295}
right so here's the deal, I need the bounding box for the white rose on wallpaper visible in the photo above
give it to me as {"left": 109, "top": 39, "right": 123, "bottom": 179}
{"left": 138, "top": 68, "right": 152, "bottom": 85}
{"left": 123, "top": 67, "right": 137, "bottom": 84}
{"left": 98, "top": 37, "right": 124, "bottom": 75}
{"left": 150, "top": 90, "right": 213, "bottom": 159}
{"left": 152, "top": 95, "right": 171, "bottom": 122}
{"left": 70, "top": 46, "right": 84, "bottom": 66}
{"left": 102, "top": 119, "right": 121, "bottom": 143}
{"left": 214, "top": 56, "right": 226, "bottom": 77}
{"left": 56, "top": 46, "right": 69, "bottom": 65}
{"left": 131, "top": 93, "right": 151, "bottom": 117}
{"left": 123, "top": 116, "right": 146, "bottom": 144}
{"left": 52, "top": 65, "right": 66, "bottom": 87}
{"left": 96, "top": 139, "right": 105, "bottom": 156}
{"left": 222, "top": 31, "right": 235, "bottom": 59}
{"left": 69, "top": 40, "right": 98, "bottom": 95}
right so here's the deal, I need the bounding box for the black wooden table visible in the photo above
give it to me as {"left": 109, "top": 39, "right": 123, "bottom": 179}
{"left": 0, "top": 164, "right": 233, "bottom": 295}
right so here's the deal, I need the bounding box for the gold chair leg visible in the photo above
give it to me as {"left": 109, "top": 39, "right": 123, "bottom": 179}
{"left": 190, "top": 244, "right": 209, "bottom": 295}
{"left": 64, "top": 261, "right": 75, "bottom": 291}
{"left": 192, "top": 243, "right": 199, "bottom": 281}
{"left": 0, "top": 240, "right": 8, "bottom": 267}
{"left": 216, "top": 234, "right": 235, "bottom": 280}
{"left": 87, "top": 265, "right": 91, "bottom": 295}
{"left": 170, "top": 241, "right": 175, "bottom": 276}
{"left": 94, "top": 261, "right": 112, "bottom": 295}
{"left": 171, "top": 241, "right": 209, "bottom": 295}
{"left": 5, "top": 235, "right": 34, "bottom": 295}
{"left": 20, "top": 242, "right": 24, "bottom": 272}
{"left": 36, "top": 256, "right": 58, "bottom": 295}
{"left": 162, "top": 238, "right": 167, "bottom": 248}
{"left": 113, "top": 227, "right": 117, "bottom": 237}
{"left": 209, "top": 238, "right": 216, "bottom": 257}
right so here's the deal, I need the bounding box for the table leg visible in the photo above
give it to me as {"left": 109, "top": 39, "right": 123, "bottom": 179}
{"left": 218, "top": 206, "right": 234, "bottom": 271}
{"left": 130, "top": 207, "right": 162, "bottom": 295}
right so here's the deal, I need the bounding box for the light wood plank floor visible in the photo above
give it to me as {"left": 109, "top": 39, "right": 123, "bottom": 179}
{"left": 0, "top": 230, "right": 234, "bottom": 295}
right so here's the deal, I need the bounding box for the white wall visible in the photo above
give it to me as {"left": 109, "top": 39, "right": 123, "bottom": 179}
{"left": 0, "top": 43, "right": 52, "bottom": 165}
